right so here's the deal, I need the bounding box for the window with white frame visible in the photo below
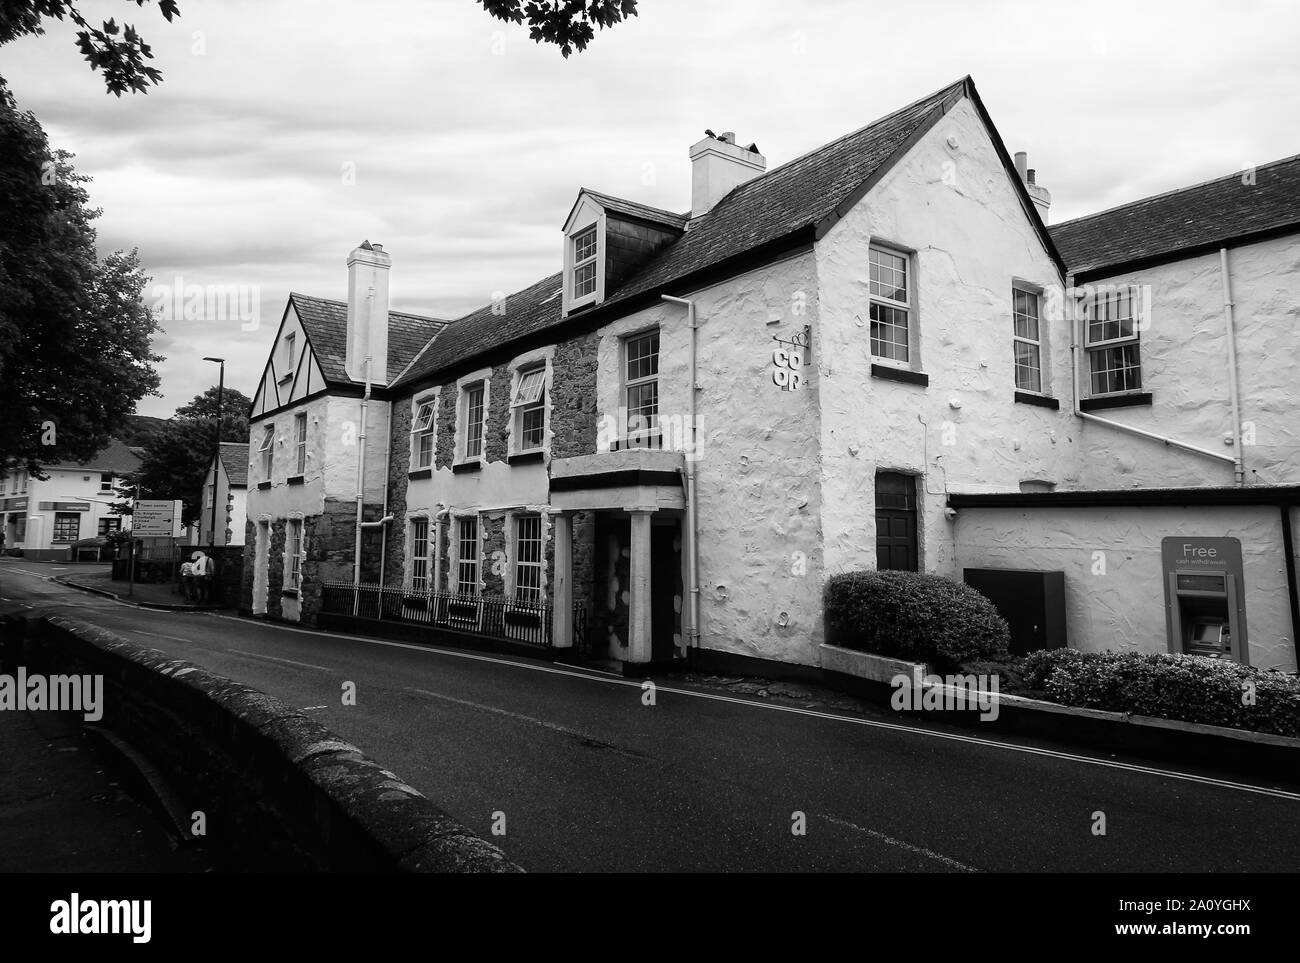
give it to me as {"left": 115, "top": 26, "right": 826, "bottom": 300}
{"left": 410, "top": 517, "right": 430, "bottom": 592}
{"left": 514, "top": 514, "right": 543, "bottom": 604}
{"left": 462, "top": 383, "right": 485, "bottom": 460}
{"left": 624, "top": 330, "right": 659, "bottom": 447}
{"left": 456, "top": 517, "right": 479, "bottom": 596}
{"left": 572, "top": 225, "right": 598, "bottom": 300}
{"left": 18, "top": 470, "right": 26, "bottom": 493}
{"left": 284, "top": 332, "right": 296, "bottom": 371}
{"left": 512, "top": 367, "right": 546, "bottom": 452}
{"left": 100, "top": 472, "right": 113, "bottom": 492}
{"left": 285, "top": 519, "right": 303, "bottom": 591}
{"left": 1013, "top": 287, "right": 1043, "bottom": 392}
{"left": 1085, "top": 286, "right": 1142, "bottom": 395}
{"left": 294, "top": 412, "right": 307, "bottom": 475}
{"left": 869, "top": 245, "right": 911, "bottom": 363}
{"left": 259, "top": 425, "right": 275, "bottom": 479}
{"left": 411, "top": 399, "right": 436, "bottom": 469}
{"left": 98, "top": 517, "right": 121, "bottom": 537}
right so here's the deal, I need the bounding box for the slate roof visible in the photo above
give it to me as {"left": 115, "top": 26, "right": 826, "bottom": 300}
{"left": 289, "top": 293, "right": 447, "bottom": 386}
{"left": 218, "top": 442, "right": 248, "bottom": 487}
{"left": 1049, "top": 154, "right": 1300, "bottom": 276}
{"left": 580, "top": 189, "right": 689, "bottom": 229}
{"left": 42, "top": 438, "right": 143, "bottom": 474}
{"left": 395, "top": 76, "right": 1030, "bottom": 388}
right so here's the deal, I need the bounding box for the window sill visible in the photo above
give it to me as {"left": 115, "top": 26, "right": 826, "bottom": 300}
{"left": 507, "top": 450, "right": 545, "bottom": 465}
{"left": 408, "top": 467, "right": 432, "bottom": 481}
{"left": 1014, "top": 391, "right": 1060, "bottom": 410}
{"left": 277, "top": 374, "right": 293, "bottom": 385}
{"left": 286, "top": 474, "right": 304, "bottom": 486}
{"left": 452, "top": 460, "right": 482, "bottom": 474}
{"left": 257, "top": 481, "right": 272, "bottom": 490}
{"left": 870, "top": 363, "right": 929, "bottom": 387}
{"left": 1080, "top": 392, "right": 1152, "bottom": 412}
{"left": 280, "top": 588, "right": 301, "bottom": 599}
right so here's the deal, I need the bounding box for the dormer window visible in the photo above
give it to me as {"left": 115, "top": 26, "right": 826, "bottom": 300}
{"left": 572, "top": 225, "right": 598, "bottom": 299}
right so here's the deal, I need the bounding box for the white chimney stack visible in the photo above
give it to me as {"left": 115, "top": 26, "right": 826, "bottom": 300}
{"left": 1014, "top": 151, "right": 1051, "bottom": 223}
{"left": 689, "top": 131, "right": 766, "bottom": 217}
{"left": 345, "top": 240, "right": 391, "bottom": 383}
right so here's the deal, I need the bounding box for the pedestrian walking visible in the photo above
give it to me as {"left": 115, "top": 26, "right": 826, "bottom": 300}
{"left": 180, "top": 557, "right": 196, "bottom": 601}
{"left": 192, "top": 550, "right": 209, "bottom": 603}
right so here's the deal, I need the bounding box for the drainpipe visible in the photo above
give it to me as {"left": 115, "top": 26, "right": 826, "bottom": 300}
{"left": 661, "top": 294, "right": 701, "bottom": 654}
{"left": 360, "top": 399, "right": 395, "bottom": 585}
{"left": 352, "top": 356, "right": 371, "bottom": 615}
{"left": 1219, "top": 248, "right": 1246, "bottom": 487}
{"left": 1068, "top": 272, "right": 1235, "bottom": 467}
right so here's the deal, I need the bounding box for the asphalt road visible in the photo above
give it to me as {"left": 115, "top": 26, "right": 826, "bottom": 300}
{"left": 4, "top": 559, "right": 1298, "bottom": 872}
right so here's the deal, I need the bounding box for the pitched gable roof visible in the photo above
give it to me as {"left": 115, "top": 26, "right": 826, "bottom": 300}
{"left": 217, "top": 441, "right": 248, "bottom": 487}
{"left": 1049, "top": 154, "right": 1300, "bottom": 277}
{"left": 394, "top": 75, "right": 1060, "bottom": 389}
{"left": 42, "top": 437, "right": 142, "bottom": 474}
{"left": 289, "top": 293, "right": 447, "bottom": 386}
{"left": 578, "top": 189, "right": 688, "bottom": 230}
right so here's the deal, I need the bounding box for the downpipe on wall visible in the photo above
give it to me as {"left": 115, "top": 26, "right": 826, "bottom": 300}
{"left": 1066, "top": 271, "right": 1236, "bottom": 469}
{"left": 359, "top": 399, "right": 395, "bottom": 588}
{"left": 352, "top": 356, "right": 371, "bottom": 616}
{"left": 661, "top": 294, "right": 701, "bottom": 654}
{"left": 1219, "top": 248, "right": 1246, "bottom": 487}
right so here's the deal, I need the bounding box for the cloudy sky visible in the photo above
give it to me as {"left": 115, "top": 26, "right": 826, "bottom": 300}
{"left": 4, "top": 0, "right": 1298, "bottom": 417}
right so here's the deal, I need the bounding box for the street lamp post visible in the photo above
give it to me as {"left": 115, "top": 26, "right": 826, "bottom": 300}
{"left": 203, "top": 357, "right": 226, "bottom": 557}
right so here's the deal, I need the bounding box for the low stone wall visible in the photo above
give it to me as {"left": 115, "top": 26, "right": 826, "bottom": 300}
{"left": 2, "top": 612, "right": 520, "bottom": 873}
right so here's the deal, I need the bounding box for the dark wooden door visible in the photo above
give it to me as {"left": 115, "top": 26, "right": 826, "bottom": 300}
{"left": 875, "top": 472, "right": 918, "bottom": 571}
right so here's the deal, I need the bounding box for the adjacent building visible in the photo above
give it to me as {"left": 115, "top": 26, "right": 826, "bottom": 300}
{"left": 239, "top": 76, "right": 1300, "bottom": 675}
{"left": 197, "top": 441, "right": 250, "bottom": 548}
{"left": 1, "top": 439, "right": 141, "bottom": 560}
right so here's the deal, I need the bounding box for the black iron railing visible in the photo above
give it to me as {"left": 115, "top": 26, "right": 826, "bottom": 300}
{"left": 320, "top": 582, "right": 588, "bottom": 651}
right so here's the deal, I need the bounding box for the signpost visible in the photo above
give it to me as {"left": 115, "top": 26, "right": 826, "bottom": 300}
{"left": 130, "top": 500, "right": 183, "bottom": 597}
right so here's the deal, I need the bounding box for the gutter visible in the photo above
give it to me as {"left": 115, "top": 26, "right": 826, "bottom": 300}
{"left": 661, "top": 294, "right": 701, "bottom": 654}
{"left": 1067, "top": 271, "right": 1235, "bottom": 467}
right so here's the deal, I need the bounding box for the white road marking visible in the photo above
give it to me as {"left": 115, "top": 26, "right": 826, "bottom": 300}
{"left": 227, "top": 649, "right": 334, "bottom": 672}
{"left": 83, "top": 609, "right": 1300, "bottom": 804}
{"left": 407, "top": 686, "right": 608, "bottom": 744}
{"left": 132, "top": 629, "right": 195, "bottom": 645}
{"left": 819, "top": 814, "right": 980, "bottom": 872}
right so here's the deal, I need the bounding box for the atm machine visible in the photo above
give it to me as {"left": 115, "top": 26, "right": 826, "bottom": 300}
{"left": 1160, "top": 537, "right": 1248, "bottom": 662}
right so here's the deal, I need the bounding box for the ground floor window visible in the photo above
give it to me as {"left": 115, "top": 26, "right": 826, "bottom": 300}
{"left": 514, "top": 514, "right": 543, "bottom": 604}
{"left": 411, "top": 517, "right": 430, "bottom": 592}
{"left": 286, "top": 519, "right": 303, "bottom": 591}
{"left": 456, "top": 516, "right": 479, "bottom": 596}
{"left": 52, "top": 512, "right": 81, "bottom": 543}
{"left": 98, "top": 517, "right": 121, "bottom": 537}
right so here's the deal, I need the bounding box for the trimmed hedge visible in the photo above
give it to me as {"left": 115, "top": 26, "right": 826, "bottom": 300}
{"left": 824, "top": 570, "right": 1010, "bottom": 666}
{"left": 1019, "top": 649, "right": 1300, "bottom": 738}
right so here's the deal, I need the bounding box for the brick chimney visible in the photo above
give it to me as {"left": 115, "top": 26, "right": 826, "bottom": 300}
{"left": 689, "top": 131, "right": 766, "bottom": 217}
{"left": 345, "top": 240, "right": 391, "bottom": 383}
{"left": 1014, "top": 151, "right": 1052, "bottom": 223}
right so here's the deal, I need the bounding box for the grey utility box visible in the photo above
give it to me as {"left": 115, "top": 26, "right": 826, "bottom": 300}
{"left": 962, "top": 568, "right": 1067, "bottom": 655}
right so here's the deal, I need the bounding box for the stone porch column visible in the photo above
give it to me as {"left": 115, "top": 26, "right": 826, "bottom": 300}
{"left": 551, "top": 511, "right": 573, "bottom": 649}
{"left": 627, "top": 509, "right": 654, "bottom": 663}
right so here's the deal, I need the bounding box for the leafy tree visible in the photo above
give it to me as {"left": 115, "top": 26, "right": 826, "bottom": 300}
{"left": 479, "top": 0, "right": 637, "bottom": 56}
{"left": 0, "top": 78, "right": 162, "bottom": 479}
{"left": 0, "top": 0, "right": 181, "bottom": 96}
{"left": 132, "top": 386, "right": 252, "bottom": 526}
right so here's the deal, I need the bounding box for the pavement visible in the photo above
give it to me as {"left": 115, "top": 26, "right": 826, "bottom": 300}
{"left": 0, "top": 694, "right": 209, "bottom": 873}
{"left": 55, "top": 568, "right": 224, "bottom": 611}
{"left": 3, "top": 555, "right": 1300, "bottom": 872}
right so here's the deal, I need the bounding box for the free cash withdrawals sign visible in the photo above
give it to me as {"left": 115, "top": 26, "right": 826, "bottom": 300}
{"left": 132, "top": 499, "right": 183, "bottom": 538}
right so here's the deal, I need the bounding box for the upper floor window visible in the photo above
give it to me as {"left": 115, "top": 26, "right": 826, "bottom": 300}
{"left": 410, "top": 517, "right": 430, "bottom": 592}
{"left": 624, "top": 330, "right": 660, "bottom": 448}
{"left": 412, "top": 400, "right": 436, "bottom": 469}
{"left": 294, "top": 412, "right": 308, "bottom": 475}
{"left": 100, "top": 472, "right": 113, "bottom": 493}
{"left": 284, "top": 333, "right": 296, "bottom": 371}
{"left": 1085, "top": 286, "right": 1142, "bottom": 395}
{"left": 512, "top": 367, "right": 546, "bottom": 453}
{"left": 869, "top": 245, "right": 911, "bottom": 363}
{"left": 259, "top": 425, "right": 275, "bottom": 479}
{"left": 514, "top": 514, "right": 543, "bottom": 604}
{"left": 1013, "top": 287, "right": 1042, "bottom": 392}
{"left": 572, "top": 225, "right": 598, "bottom": 300}
{"left": 462, "top": 383, "right": 485, "bottom": 460}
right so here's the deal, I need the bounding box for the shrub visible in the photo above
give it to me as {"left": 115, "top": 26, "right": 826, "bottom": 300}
{"left": 1019, "top": 648, "right": 1300, "bottom": 738}
{"left": 824, "top": 570, "right": 1010, "bottom": 667}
